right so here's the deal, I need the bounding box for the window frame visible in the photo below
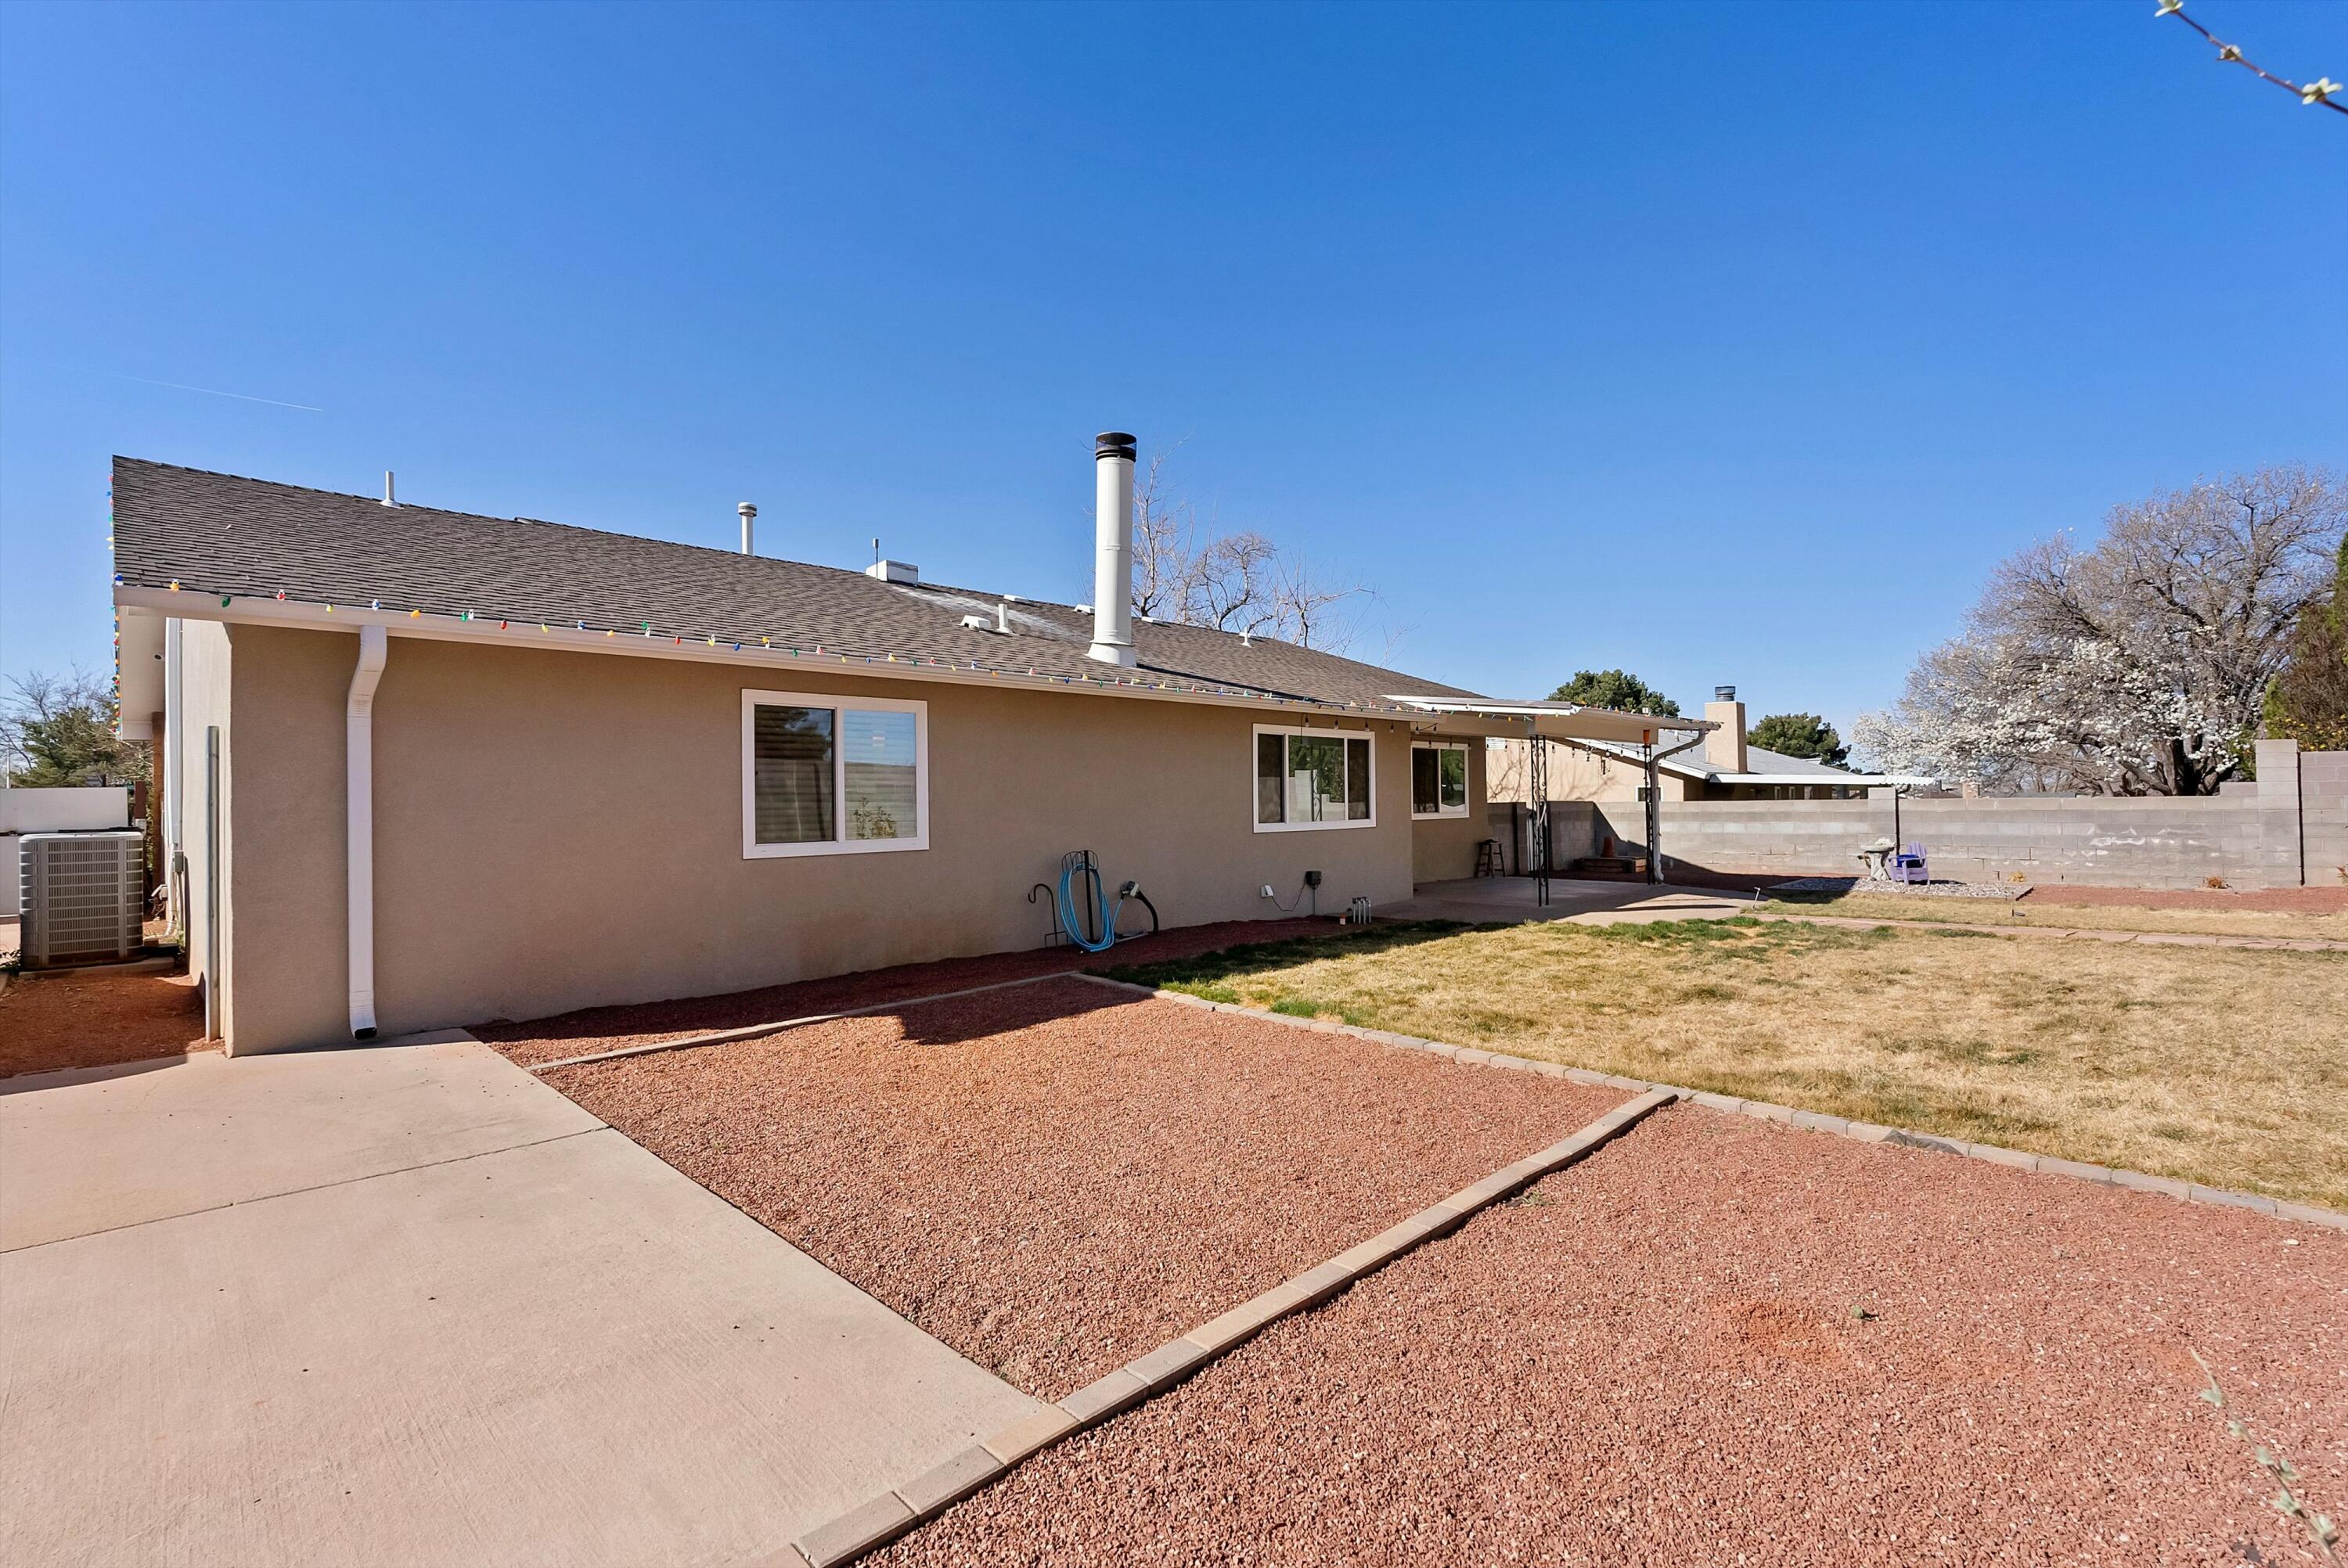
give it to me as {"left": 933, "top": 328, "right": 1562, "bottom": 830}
{"left": 741, "top": 689, "right": 930, "bottom": 859}
{"left": 1251, "top": 723, "right": 1377, "bottom": 834}
{"left": 1410, "top": 740, "right": 1472, "bottom": 819}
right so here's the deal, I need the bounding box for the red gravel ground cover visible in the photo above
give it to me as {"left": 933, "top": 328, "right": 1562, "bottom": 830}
{"left": 476, "top": 917, "right": 1373, "bottom": 1068}
{"left": 881, "top": 1106, "right": 2347, "bottom": 1567}
{"left": 2022, "top": 883, "right": 2348, "bottom": 914}
{"left": 0, "top": 965, "right": 210, "bottom": 1081}
{"left": 536, "top": 976, "right": 1624, "bottom": 1401}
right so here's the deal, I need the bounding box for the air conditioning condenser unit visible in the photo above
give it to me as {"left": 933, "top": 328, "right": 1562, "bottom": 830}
{"left": 18, "top": 830, "right": 146, "bottom": 968}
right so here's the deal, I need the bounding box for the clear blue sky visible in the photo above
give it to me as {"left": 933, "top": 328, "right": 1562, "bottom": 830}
{"left": 3, "top": 0, "right": 2341, "bottom": 734}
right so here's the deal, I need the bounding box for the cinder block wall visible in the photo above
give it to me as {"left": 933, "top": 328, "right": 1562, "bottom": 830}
{"left": 1555, "top": 744, "right": 2342, "bottom": 890}
{"left": 2306, "top": 750, "right": 2348, "bottom": 888}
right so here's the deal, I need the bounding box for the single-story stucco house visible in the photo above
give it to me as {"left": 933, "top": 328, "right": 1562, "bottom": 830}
{"left": 110, "top": 437, "right": 1697, "bottom": 1056}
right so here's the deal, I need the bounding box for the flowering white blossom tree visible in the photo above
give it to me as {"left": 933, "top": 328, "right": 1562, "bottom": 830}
{"left": 1854, "top": 467, "right": 2343, "bottom": 795}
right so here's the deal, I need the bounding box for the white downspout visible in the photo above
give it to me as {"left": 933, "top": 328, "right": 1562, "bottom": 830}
{"left": 347, "top": 624, "right": 388, "bottom": 1039}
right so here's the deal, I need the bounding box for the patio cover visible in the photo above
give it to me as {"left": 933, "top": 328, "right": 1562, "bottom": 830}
{"left": 1381, "top": 696, "right": 1715, "bottom": 745}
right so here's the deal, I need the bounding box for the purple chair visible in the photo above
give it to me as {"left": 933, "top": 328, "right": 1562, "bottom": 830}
{"left": 1888, "top": 842, "right": 1928, "bottom": 884}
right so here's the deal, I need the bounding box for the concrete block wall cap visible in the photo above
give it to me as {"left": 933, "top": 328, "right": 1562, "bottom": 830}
{"left": 1059, "top": 1368, "right": 1147, "bottom": 1424}
{"left": 892, "top": 1444, "right": 1005, "bottom": 1517}
{"left": 2189, "top": 1185, "right": 2280, "bottom": 1215}
{"left": 980, "top": 1403, "right": 1079, "bottom": 1465}
{"left": 1125, "top": 1335, "right": 1212, "bottom": 1392}
{"left": 794, "top": 1491, "right": 915, "bottom": 1568}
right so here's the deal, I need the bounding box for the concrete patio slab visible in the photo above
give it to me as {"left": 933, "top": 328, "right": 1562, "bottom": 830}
{"left": 1, "top": 1031, "right": 603, "bottom": 1250}
{"left": 0, "top": 1038, "right": 1042, "bottom": 1567}
{"left": 1388, "top": 876, "right": 1754, "bottom": 925}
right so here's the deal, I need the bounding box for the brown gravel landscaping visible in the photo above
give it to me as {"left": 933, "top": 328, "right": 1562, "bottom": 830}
{"left": 0, "top": 964, "right": 209, "bottom": 1081}
{"left": 879, "top": 1105, "right": 2348, "bottom": 1567}
{"left": 533, "top": 976, "right": 1625, "bottom": 1401}
{"left": 475, "top": 917, "right": 1363, "bottom": 1068}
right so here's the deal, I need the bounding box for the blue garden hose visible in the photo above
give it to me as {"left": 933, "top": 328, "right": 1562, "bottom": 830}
{"left": 1056, "top": 851, "right": 1124, "bottom": 953}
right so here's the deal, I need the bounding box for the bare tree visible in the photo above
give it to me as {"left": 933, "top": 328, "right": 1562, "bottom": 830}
{"left": 1120, "top": 445, "right": 1375, "bottom": 656}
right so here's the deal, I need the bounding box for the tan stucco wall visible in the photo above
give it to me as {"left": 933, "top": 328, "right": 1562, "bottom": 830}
{"left": 216, "top": 626, "right": 1424, "bottom": 1053}
{"left": 1408, "top": 743, "right": 1491, "bottom": 883}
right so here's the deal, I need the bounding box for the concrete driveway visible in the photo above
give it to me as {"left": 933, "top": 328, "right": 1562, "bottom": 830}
{"left": 0, "top": 1033, "right": 1039, "bottom": 1567}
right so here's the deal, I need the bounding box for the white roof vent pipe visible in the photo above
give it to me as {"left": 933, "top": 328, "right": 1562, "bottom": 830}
{"left": 382, "top": 471, "right": 398, "bottom": 508}
{"left": 738, "top": 502, "right": 758, "bottom": 556}
{"left": 1088, "top": 431, "right": 1138, "bottom": 667}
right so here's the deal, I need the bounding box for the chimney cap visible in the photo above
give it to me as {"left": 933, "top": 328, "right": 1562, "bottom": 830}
{"left": 1714, "top": 685, "right": 1737, "bottom": 701}
{"left": 737, "top": 502, "right": 758, "bottom": 519}
{"left": 1094, "top": 432, "right": 1136, "bottom": 461}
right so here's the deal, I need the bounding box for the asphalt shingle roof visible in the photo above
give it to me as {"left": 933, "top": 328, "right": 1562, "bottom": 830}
{"left": 110, "top": 458, "right": 1481, "bottom": 712}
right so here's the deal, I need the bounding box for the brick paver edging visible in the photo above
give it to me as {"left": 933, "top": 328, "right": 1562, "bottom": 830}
{"left": 785, "top": 1086, "right": 1681, "bottom": 1567}
{"left": 1757, "top": 911, "right": 2348, "bottom": 952}
{"left": 1071, "top": 973, "right": 2346, "bottom": 1233}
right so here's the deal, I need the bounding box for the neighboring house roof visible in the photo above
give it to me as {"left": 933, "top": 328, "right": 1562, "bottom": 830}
{"left": 108, "top": 459, "right": 1478, "bottom": 714}
{"left": 1558, "top": 734, "right": 1932, "bottom": 789}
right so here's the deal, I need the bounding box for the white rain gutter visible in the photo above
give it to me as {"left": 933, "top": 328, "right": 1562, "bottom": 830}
{"left": 347, "top": 624, "right": 388, "bottom": 1039}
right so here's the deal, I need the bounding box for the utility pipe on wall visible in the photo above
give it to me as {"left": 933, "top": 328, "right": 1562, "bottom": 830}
{"left": 347, "top": 624, "right": 388, "bottom": 1039}
{"left": 1089, "top": 432, "right": 1138, "bottom": 667}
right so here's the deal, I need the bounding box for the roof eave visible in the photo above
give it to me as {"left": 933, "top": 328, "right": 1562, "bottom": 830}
{"left": 111, "top": 586, "right": 1431, "bottom": 723}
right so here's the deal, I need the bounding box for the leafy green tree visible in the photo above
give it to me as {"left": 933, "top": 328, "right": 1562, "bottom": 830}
{"left": 1548, "top": 669, "right": 1679, "bottom": 717}
{"left": 2, "top": 669, "right": 148, "bottom": 787}
{"left": 2263, "top": 529, "right": 2348, "bottom": 752}
{"left": 1747, "top": 712, "right": 1849, "bottom": 766}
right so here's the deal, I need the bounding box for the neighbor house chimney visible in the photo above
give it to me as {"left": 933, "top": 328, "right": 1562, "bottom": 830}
{"left": 1704, "top": 684, "right": 1747, "bottom": 773}
{"left": 737, "top": 502, "right": 758, "bottom": 556}
{"left": 1089, "top": 431, "right": 1138, "bottom": 667}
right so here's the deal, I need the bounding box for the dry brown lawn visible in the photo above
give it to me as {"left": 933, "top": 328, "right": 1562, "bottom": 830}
{"left": 1109, "top": 919, "right": 2348, "bottom": 1209}
{"left": 1759, "top": 893, "right": 2348, "bottom": 943}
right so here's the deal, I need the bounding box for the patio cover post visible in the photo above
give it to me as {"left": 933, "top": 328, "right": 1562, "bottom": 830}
{"left": 1644, "top": 735, "right": 1662, "bottom": 885}
{"left": 1529, "top": 717, "right": 1550, "bottom": 907}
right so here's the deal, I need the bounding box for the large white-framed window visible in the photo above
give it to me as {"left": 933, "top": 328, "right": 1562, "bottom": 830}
{"left": 1253, "top": 724, "right": 1374, "bottom": 833}
{"left": 742, "top": 689, "right": 928, "bottom": 858}
{"left": 1411, "top": 740, "right": 1471, "bottom": 818}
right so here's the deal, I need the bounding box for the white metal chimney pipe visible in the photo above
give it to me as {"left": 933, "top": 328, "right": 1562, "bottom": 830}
{"left": 1088, "top": 431, "right": 1138, "bottom": 667}
{"left": 738, "top": 502, "right": 758, "bottom": 555}
{"left": 382, "top": 471, "right": 398, "bottom": 507}
{"left": 346, "top": 624, "right": 389, "bottom": 1039}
